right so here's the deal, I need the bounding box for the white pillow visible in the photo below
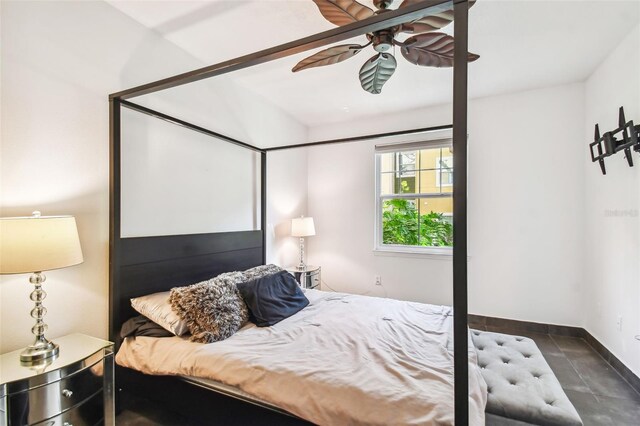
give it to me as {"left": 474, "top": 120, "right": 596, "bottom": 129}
{"left": 131, "top": 291, "right": 189, "bottom": 336}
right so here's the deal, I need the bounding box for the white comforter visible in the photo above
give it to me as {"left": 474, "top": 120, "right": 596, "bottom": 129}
{"left": 117, "top": 289, "right": 487, "bottom": 425}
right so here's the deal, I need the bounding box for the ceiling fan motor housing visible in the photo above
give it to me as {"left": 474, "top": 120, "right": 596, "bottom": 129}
{"left": 372, "top": 30, "right": 395, "bottom": 52}
{"left": 373, "top": 0, "right": 393, "bottom": 8}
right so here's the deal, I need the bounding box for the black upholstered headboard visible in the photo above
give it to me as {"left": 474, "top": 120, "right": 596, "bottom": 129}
{"left": 108, "top": 230, "right": 263, "bottom": 347}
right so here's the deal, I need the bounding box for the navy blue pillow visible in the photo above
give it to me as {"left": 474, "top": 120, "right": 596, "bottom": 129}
{"left": 237, "top": 271, "right": 309, "bottom": 327}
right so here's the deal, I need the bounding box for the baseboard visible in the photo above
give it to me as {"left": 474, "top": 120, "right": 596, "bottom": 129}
{"left": 581, "top": 329, "right": 640, "bottom": 396}
{"left": 469, "top": 314, "right": 640, "bottom": 395}
{"left": 468, "top": 314, "right": 584, "bottom": 337}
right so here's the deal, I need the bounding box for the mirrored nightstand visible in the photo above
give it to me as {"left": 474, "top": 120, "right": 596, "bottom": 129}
{"left": 286, "top": 265, "right": 321, "bottom": 290}
{"left": 0, "top": 333, "right": 114, "bottom": 425}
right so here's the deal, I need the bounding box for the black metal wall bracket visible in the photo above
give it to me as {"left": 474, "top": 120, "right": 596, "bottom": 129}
{"left": 590, "top": 106, "right": 640, "bottom": 175}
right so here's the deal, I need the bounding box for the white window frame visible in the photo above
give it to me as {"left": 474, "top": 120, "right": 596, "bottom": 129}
{"left": 435, "top": 155, "right": 453, "bottom": 188}
{"left": 374, "top": 135, "right": 453, "bottom": 256}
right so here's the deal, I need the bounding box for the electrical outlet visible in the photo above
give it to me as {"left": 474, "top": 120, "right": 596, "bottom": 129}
{"left": 375, "top": 276, "right": 382, "bottom": 286}
{"left": 616, "top": 315, "right": 622, "bottom": 331}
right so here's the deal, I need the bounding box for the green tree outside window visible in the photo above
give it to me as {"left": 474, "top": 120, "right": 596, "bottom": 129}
{"left": 382, "top": 199, "right": 453, "bottom": 247}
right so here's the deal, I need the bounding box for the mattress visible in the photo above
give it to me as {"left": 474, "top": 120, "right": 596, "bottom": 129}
{"left": 116, "top": 289, "right": 487, "bottom": 425}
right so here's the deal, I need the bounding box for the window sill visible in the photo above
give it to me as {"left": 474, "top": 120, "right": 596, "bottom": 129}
{"left": 373, "top": 246, "right": 454, "bottom": 260}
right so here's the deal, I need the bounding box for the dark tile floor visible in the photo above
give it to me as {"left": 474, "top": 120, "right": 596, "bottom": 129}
{"left": 117, "top": 327, "right": 640, "bottom": 425}
{"left": 117, "top": 395, "right": 199, "bottom": 425}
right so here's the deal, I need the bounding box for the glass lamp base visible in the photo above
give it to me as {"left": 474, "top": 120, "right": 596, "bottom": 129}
{"left": 297, "top": 237, "right": 306, "bottom": 271}
{"left": 20, "top": 341, "right": 59, "bottom": 364}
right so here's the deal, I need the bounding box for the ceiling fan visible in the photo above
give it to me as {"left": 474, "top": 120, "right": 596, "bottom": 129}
{"left": 292, "top": 0, "right": 479, "bottom": 94}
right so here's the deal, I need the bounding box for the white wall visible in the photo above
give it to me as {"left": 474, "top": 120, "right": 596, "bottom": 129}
{"left": 266, "top": 149, "right": 310, "bottom": 268}
{"left": 120, "top": 109, "right": 261, "bottom": 237}
{"left": 306, "top": 136, "right": 453, "bottom": 303}
{"left": 0, "top": 1, "right": 306, "bottom": 352}
{"left": 308, "top": 82, "right": 586, "bottom": 326}
{"left": 583, "top": 24, "right": 640, "bottom": 377}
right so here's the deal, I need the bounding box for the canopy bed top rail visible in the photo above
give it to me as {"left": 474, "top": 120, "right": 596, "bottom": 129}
{"left": 264, "top": 124, "right": 454, "bottom": 152}
{"left": 109, "top": 0, "right": 454, "bottom": 101}
{"left": 120, "top": 100, "right": 265, "bottom": 153}
{"left": 120, "top": 99, "right": 453, "bottom": 153}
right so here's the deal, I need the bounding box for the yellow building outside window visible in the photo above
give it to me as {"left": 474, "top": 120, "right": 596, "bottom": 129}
{"left": 377, "top": 141, "right": 453, "bottom": 250}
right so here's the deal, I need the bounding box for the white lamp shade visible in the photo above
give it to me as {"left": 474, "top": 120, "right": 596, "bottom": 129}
{"left": 0, "top": 215, "right": 83, "bottom": 274}
{"left": 291, "top": 217, "right": 315, "bottom": 237}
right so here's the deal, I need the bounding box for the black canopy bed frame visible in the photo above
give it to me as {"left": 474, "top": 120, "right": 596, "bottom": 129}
{"left": 109, "top": 0, "right": 471, "bottom": 424}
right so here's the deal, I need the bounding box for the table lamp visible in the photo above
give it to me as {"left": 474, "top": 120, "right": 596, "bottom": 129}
{"left": 291, "top": 216, "right": 315, "bottom": 271}
{"left": 0, "top": 211, "right": 83, "bottom": 363}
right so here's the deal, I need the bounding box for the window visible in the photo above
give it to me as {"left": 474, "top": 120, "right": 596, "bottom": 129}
{"left": 375, "top": 139, "right": 453, "bottom": 254}
{"left": 435, "top": 155, "right": 453, "bottom": 187}
{"left": 394, "top": 151, "right": 416, "bottom": 193}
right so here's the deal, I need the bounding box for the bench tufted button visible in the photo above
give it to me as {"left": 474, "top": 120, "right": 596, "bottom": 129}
{"left": 515, "top": 337, "right": 523, "bottom": 342}
{"left": 523, "top": 354, "right": 531, "bottom": 358}
{"left": 546, "top": 400, "right": 555, "bottom": 405}
{"left": 509, "top": 381, "right": 517, "bottom": 386}
{"left": 478, "top": 347, "right": 484, "bottom": 351}
{"left": 497, "top": 342, "right": 504, "bottom": 346}
{"left": 503, "top": 359, "right": 510, "bottom": 364}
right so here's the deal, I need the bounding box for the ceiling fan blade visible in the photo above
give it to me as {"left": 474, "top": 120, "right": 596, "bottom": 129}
{"left": 292, "top": 44, "right": 364, "bottom": 72}
{"left": 400, "top": 15, "right": 454, "bottom": 34}
{"left": 359, "top": 53, "right": 397, "bottom": 94}
{"left": 312, "top": 0, "right": 374, "bottom": 26}
{"left": 399, "top": 0, "right": 476, "bottom": 33}
{"left": 400, "top": 33, "right": 479, "bottom": 67}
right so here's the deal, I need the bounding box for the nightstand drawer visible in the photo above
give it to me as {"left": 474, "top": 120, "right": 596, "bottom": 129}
{"left": 7, "top": 361, "right": 103, "bottom": 425}
{"left": 309, "top": 272, "right": 320, "bottom": 289}
{"left": 33, "top": 390, "right": 103, "bottom": 426}
{"left": 286, "top": 266, "right": 321, "bottom": 290}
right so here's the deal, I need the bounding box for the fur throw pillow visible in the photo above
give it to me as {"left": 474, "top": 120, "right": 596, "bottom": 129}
{"left": 243, "top": 264, "right": 283, "bottom": 281}
{"left": 169, "top": 264, "right": 283, "bottom": 343}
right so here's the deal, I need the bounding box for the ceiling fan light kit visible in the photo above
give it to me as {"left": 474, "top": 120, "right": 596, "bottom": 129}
{"left": 293, "top": 0, "right": 480, "bottom": 94}
{"left": 371, "top": 30, "right": 395, "bottom": 52}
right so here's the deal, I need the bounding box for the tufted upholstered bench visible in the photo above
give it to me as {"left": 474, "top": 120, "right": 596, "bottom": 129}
{"left": 471, "top": 330, "right": 583, "bottom": 426}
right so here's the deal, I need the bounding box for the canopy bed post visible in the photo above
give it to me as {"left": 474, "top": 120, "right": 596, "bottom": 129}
{"left": 109, "top": 97, "right": 122, "bottom": 345}
{"left": 261, "top": 151, "right": 267, "bottom": 264}
{"left": 453, "top": 0, "right": 470, "bottom": 424}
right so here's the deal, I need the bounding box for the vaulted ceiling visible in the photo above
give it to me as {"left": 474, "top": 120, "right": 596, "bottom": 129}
{"left": 108, "top": 0, "right": 640, "bottom": 127}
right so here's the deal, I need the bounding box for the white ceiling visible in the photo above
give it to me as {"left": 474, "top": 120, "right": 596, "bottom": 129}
{"left": 108, "top": 0, "right": 640, "bottom": 127}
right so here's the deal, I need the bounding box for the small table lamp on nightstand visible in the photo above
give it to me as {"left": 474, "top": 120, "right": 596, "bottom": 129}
{"left": 0, "top": 211, "right": 83, "bottom": 364}
{"left": 291, "top": 216, "right": 315, "bottom": 271}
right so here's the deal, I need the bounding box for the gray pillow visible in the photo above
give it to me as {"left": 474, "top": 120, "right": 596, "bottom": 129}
{"left": 170, "top": 265, "right": 283, "bottom": 343}
{"left": 131, "top": 291, "right": 189, "bottom": 336}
